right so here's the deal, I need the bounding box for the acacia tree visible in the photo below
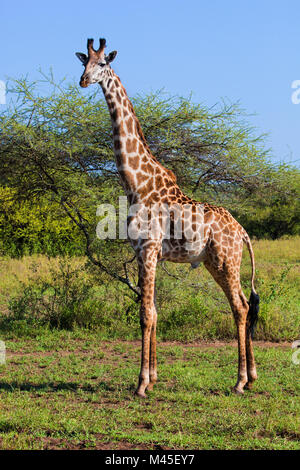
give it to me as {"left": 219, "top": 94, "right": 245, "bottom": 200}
{"left": 0, "top": 74, "right": 299, "bottom": 296}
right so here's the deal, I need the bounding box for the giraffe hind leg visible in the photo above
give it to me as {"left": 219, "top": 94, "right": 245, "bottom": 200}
{"left": 204, "top": 260, "right": 250, "bottom": 394}
{"left": 245, "top": 302, "right": 258, "bottom": 389}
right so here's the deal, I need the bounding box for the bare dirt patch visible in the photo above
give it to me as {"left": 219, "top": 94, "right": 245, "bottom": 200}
{"left": 158, "top": 340, "right": 291, "bottom": 349}
{"left": 5, "top": 339, "right": 292, "bottom": 360}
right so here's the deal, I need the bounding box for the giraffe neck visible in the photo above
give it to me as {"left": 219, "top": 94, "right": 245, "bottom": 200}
{"left": 99, "top": 69, "right": 177, "bottom": 204}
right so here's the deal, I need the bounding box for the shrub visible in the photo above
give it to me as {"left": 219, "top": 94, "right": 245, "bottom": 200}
{"left": 3, "top": 260, "right": 99, "bottom": 331}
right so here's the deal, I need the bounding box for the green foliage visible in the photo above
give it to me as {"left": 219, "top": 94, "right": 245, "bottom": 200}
{"left": 232, "top": 165, "right": 300, "bottom": 238}
{"left": 3, "top": 260, "right": 97, "bottom": 330}
{"left": 256, "top": 265, "right": 300, "bottom": 341}
{"left": 0, "top": 257, "right": 139, "bottom": 337}
{"left": 0, "top": 186, "right": 85, "bottom": 256}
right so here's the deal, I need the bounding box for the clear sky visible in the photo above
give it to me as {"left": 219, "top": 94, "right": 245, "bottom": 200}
{"left": 1, "top": 0, "right": 299, "bottom": 166}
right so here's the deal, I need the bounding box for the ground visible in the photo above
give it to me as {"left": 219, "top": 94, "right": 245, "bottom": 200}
{"left": 0, "top": 332, "right": 299, "bottom": 450}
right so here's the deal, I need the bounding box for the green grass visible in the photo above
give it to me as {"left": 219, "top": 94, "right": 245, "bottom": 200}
{"left": 0, "top": 330, "right": 299, "bottom": 450}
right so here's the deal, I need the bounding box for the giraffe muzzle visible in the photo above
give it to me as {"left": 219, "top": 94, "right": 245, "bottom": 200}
{"left": 80, "top": 76, "right": 89, "bottom": 88}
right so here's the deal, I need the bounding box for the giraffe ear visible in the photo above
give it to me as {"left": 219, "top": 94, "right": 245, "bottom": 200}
{"left": 75, "top": 52, "right": 88, "bottom": 64}
{"left": 106, "top": 51, "right": 117, "bottom": 64}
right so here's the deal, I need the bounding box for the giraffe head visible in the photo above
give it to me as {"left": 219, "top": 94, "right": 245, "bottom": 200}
{"left": 76, "top": 38, "right": 117, "bottom": 88}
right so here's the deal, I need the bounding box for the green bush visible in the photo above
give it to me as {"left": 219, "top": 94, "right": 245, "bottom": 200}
{"left": 0, "top": 243, "right": 299, "bottom": 342}
{"left": 2, "top": 260, "right": 98, "bottom": 331}
{"left": 0, "top": 187, "right": 85, "bottom": 257}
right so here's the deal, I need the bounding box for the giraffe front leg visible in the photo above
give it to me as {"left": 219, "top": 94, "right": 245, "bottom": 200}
{"left": 146, "top": 306, "right": 157, "bottom": 391}
{"left": 135, "top": 306, "right": 153, "bottom": 398}
{"left": 135, "top": 249, "right": 157, "bottom": 398}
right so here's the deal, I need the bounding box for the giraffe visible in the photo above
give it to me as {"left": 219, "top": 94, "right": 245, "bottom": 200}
{"left": 76, "top": 38, "right": 260, "bottom": 397}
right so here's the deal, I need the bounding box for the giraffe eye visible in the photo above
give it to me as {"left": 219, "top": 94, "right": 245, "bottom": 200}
{"left": 99, "top": 62, "right": 106, "bottom": 67}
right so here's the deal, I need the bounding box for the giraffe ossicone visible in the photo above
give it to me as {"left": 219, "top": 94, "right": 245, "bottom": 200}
{"left": 76, "top": 37, "right": 260, "bottom": 396}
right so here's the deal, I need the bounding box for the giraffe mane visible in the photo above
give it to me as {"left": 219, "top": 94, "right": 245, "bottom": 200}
{"left": 122, "top": 87, "right": 177, "bottom": 184}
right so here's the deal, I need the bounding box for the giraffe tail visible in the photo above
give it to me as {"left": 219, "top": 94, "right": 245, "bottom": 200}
{"left": 243, "top": 232, "right": 260, "bottom": 339}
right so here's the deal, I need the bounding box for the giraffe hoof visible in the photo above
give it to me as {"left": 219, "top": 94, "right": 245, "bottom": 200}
{"left": 134, "top": 390, "right": 147, "bottom": 399}
{"left": 232, "top": 386, "right": 244, "bottom": 395}
{"left": 244, "top": 382, "right": 254, "bottom": 390}
{"left": 146, "top": 383, "right": 155, "bottom": 392}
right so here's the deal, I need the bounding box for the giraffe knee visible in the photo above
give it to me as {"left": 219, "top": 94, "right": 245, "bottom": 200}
{"left": 140, "top": 310, "right": 153, "bottom": 330}
{"left": 140, "top": 302, "right": 155, "bottom": 328}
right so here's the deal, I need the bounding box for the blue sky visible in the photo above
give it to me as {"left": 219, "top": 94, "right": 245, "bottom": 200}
{"left": 1, "top": 0, "right": 299, "bottom": 166}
